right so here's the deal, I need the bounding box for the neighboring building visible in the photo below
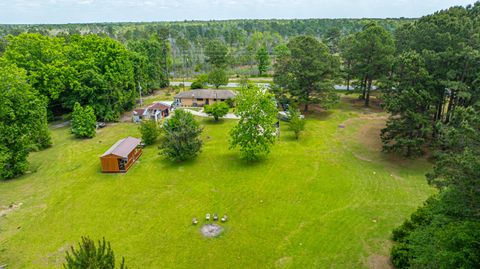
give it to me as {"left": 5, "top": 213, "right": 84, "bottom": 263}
{"left": 133, "top": 101, "right": 172, "bottom": 123}
{"left": 174, "top": 89, "right": 236, "bottom": 107}
{"left": 100, "top": 137, "right": 142, "bottom": 173}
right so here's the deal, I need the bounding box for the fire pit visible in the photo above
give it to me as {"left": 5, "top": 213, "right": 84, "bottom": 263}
{"left": 201, "top": 224, "right": 223, "bottom": 238}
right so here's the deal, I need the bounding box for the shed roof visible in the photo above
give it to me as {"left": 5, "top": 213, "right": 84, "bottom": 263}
{"left": 175, "top": 89, "right": 236, "bottom": 100}
{"left": 101, "top": 137, "right": 141, "bottom": 158}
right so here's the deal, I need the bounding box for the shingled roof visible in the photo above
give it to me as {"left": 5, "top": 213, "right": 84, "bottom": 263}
{"left": 174, "top": 89, "right": 236, "bottom": 100}
{"left": 101, "top": 137, "right": 141, "bottom": 158}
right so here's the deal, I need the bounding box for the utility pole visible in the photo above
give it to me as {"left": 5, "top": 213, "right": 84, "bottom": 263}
{"left": 138, "top": 81, "right": 143, "bottom": 107}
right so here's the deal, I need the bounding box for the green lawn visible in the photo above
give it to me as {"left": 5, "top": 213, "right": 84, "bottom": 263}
{"left": 0, "top": 97, "right": 434, "bottom": 268}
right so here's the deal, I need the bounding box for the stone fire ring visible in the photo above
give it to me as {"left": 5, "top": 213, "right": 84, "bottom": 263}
{"left": 201, "top": 224, "right": 224, "bottom": 238}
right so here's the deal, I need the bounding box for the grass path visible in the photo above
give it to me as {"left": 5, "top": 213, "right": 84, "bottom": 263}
{"left": 0, "top": 97, "right": 434, "bottom": 268}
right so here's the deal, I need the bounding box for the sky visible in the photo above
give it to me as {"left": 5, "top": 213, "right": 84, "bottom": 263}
{"left": 0, "top": 0, "right": 475, "bottom": 24}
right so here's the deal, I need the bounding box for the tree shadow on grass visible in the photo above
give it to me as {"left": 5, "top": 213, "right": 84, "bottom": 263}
{"left": 221, "top": 152, "right": 270, "bottom": 169}
{"left": 159, "top": 156, "right": 199, "bottom": 171}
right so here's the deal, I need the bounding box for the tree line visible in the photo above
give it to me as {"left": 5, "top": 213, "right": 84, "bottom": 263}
{"left": 0, "top": 18, "right": 411, "bottom": 76}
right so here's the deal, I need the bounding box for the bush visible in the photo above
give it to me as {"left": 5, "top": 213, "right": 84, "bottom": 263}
{"left": 204, "top": 102, "right": 229, "bottom": 121}
{"left": 391, "top": 243, "right": 412, "bottom": 269}
{"left": 159, "top": 110, "right": 203, "bottom": 161}
{"left": 288, "top": 109, "right": 305, "bottom": 140}
{"left": 191, "top": 74, "right": 208, "bottom": 89}
{"left": 71, "top": 102, "right": 96, "bottom": 138}
{"left": 225, "top": 98, "right": 235, "bottom": 108}
{"left": 63, "top": 236, "right": 127, "bottom": 269}
{"left": 139, "top": 120, "right": 159, "bottom": 145}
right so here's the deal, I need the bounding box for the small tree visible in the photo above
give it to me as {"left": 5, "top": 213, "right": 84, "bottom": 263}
{"left": 139, "top": 120, "right": 159, "bottom": 145}
{"left": 160, "top": 110, "right": 203, "bottom": 161}
{"left": 256, "top": 45, "right": 270, "bottom": 76}
{"left": 190, "top": 74, "right": 209, "bottom": 89}
{"left": 230, "top": 84, "right": 278, "bottom": 161}
{"left": 208, "top": 68, "right": 228, "bottom": 89}
{"left": 63, "top": 236, "right": 127, "bottom": 269}
{"left": 204, "top": 102, "right": 229, "bottom": 121}
{"left": 71, "top": 102, "right": 96, "bottom": 138}
{"left": 289, "top": 109, "right": 306, "bottom": 140}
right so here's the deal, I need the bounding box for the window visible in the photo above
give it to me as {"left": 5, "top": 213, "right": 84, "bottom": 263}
{"left": 197, "top": 98, "right": 204, "bottom": 101}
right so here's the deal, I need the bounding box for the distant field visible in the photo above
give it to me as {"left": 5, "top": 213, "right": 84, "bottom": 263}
{"left": 0, "top": 96, "right": 433, "bottom": 268}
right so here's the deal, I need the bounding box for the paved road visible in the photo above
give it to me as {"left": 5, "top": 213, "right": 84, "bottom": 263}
{"left": 169, "top": 81, "right": 376, "bottom": 91}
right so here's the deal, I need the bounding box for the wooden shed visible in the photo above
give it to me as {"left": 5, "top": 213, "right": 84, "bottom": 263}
{"left": 100, "top": 137, "right": 142, "bottom": 173}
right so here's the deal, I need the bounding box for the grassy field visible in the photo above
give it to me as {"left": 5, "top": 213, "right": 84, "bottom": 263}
{"left": 0, "top": 96, "right": 433, "bottom": 269}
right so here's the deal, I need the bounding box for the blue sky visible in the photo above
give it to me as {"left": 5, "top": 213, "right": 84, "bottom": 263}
{"left": 0, "top": 0, "right": 475, "bottom": 24}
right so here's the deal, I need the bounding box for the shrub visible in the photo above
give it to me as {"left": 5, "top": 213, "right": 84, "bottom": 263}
{"left": 391, "top": 243, "right": 412, "bottom": 269}
{"left": 191, "top": 74, "right": 208, "bottom": 89}
{"left": 288, "top": 109, "right": 306, "bottom": 140}
{"left": 225, "top": 98, "right": 235, "bottom": 108}
{"left": 139, "top": 120, "right": 159, "bottom": 145}
{"left": 63, "top": 236, "right": 127, "bottom": 269}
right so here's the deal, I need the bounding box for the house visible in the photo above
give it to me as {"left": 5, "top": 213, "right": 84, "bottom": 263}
{"left": 174, "top": 89, "right": 236, "bottom": 107}
{"left": 133, "top": 101, "right": 172, "bottom": 122}
{"left": 100, "top": 137, "right": 142, "bottom": 173}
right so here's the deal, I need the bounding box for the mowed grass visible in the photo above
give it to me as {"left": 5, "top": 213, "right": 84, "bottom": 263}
{"left": 0, "top": 97, "right": 434, "bottom": 268}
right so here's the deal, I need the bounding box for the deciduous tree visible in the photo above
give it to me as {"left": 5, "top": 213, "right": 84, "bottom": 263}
{"left": 229, "top": 84, "right": 278, "bottom": 160}
{"left": 204, "top": 102, "right": 229, "bottom": 121}
{"left": 208, "top": 68, "right": 228, "bottom": 89}
{"left": 256, "top": 45, "right": 270, "bottom": 76}
{"left": 71, "top": 102, "right": 96, "bottom": 139}
{"left": 0, "top": 61, "right": 50, "bottom": 179}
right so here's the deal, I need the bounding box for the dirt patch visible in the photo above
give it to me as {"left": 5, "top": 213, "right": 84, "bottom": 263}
{"left": 0, "top": 202, "right": 23, "bottom": 217}
{"left": 356, "top": 118, "right": 386, "bottom": 153}
{"left": 367, "top": 254, "right": 393, "bottom": 269}
{"left": 201, "top": 224, "right": 223, "bottom": 238}
{"left": 275, "top": 256, "right": 293, "bottom": 268}
{"left": 348, "top": 97, "right": 383, "bottom": 112}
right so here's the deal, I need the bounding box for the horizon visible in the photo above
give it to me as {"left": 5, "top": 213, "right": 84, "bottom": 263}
{"left": 0, "top": 0, "right": 474, "bottom": 24}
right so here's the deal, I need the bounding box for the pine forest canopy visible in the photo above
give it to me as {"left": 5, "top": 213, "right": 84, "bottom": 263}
{"left": 0, "top": 18, "right": 412, "bottom": 75}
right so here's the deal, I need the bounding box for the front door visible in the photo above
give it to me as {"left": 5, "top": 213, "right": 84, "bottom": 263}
{"left": 206, "top": 99, "right": 210, "bottom": 105}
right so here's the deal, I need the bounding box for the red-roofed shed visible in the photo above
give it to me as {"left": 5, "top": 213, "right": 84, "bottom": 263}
{"left": 100, "top": 137, "right": 142, "bottom": 173}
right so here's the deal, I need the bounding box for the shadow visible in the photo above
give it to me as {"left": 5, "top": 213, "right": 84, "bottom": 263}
{"left": 201, "top": 118, "right": 228, "bottom": 125}
{"left": 220, "top": 151, "right": 270, "bottom": 169}
{"left": 160, "top": 156, "right": 199, "bottom": 171}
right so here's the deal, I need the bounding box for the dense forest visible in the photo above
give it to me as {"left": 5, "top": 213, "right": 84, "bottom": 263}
{"left": 1, "top": 3, "right": 480, "bottom": 268}
{"left": 0, "top": 18, "right": 412, "bottom": 76}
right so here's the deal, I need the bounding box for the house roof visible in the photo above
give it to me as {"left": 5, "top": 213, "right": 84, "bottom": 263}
{"left": 148, "top": 102, "right": 170, "bottom": 111}
{"left": 101, "top": 137, "right": 141, "bottom": 158}
{"left": 133, "top": 108, "right": 145, "bottom": 115}
{"left": 175, "top": 89, "right": 236, "bottom": 100}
